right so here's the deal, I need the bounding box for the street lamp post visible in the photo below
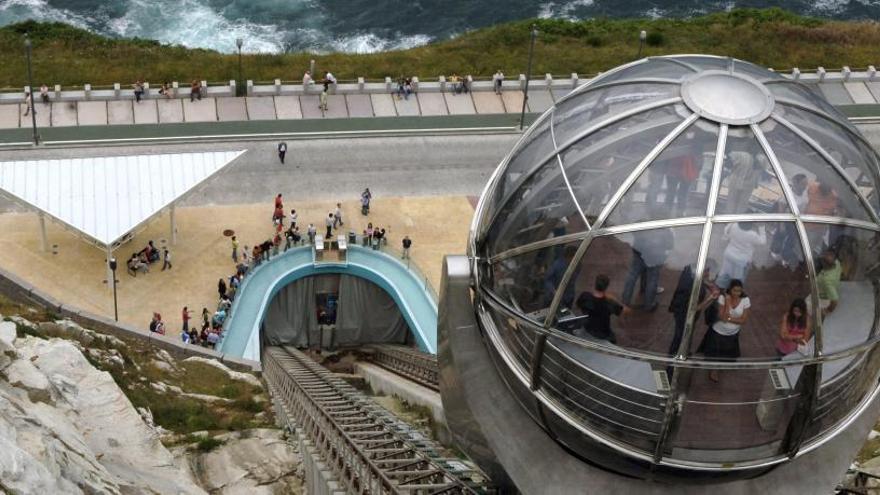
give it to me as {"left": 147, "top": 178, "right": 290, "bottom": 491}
{"left": 236, "top": 38, "right": 244, "bottom": 97}
{"left": 108, "top": 258, "right": 118, "bottom": 321}
{"left": 23, "top": 36, "right": 39, "bottom": 146}
{"left": 519, "top": 25, "right": 538, "bottom": 131}
{"left": 637, "top": 30, "right": 647, "bottom": 59}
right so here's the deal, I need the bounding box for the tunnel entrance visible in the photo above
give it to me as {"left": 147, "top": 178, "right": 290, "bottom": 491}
{"left": 261, "top": 273, "right": 413, "bottom": 349}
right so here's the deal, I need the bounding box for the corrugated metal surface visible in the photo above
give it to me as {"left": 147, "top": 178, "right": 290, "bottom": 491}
{"left": 0, "top": 150, "right": 244, "bottom": 246}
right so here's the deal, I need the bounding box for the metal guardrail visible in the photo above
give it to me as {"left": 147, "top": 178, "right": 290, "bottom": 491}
{"left": 367, "top": 345, "right": 439, "bottom": 391}
{"left": 264, "top": 345, "right": 484, "bottom": 494}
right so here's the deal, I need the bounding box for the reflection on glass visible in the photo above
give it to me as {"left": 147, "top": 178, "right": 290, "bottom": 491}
{"left": 594, "top": 58, "right": 696, "bottom": 86}
{"left": 488, "top": 242, "right": 581, "bottom": 322}
{"left": 717, "top": 127, "right": 788, "bottom": 215}
{"left": 761, "top": 120, "right": 873, "bottom": 223}
{"left": 777, "top": 104, "right": 880, "bottom": 217}
{"left": 490, "top": 115, "right": 554, "bottom": 217}
{"left": 606, "top": 119, "right": 718, "bottom": 226}
{"left": 485, "top": 301, "right": 537, "bottom": 373}
{"left": 692, "top": 222, "right": 810, "bottom": 361}
{"left": 805, "top": 226, "right": 880, "bottom": 354}
{"left": 553, "top": 82, "right": 679, "bottom": 147}
{"left": 563, "top": 104, "right": 688, "bottom": 224}
{"left": 486, "top": 158, "right": 587, "bottom": 255}
{"left": 765, "top": 81, "right": 850, "bottom": 125}
{"left": 551, "top": 226, "right": 703, "bottom": 356}
{"left": 732, "top": 59, "right": 787, "bottom": 82}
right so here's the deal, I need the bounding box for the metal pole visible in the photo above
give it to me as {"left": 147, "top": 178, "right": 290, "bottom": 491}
{"left": 236, "top": 38, "right": 243, "bottom": 97}
{"left": 637, "top": 30, "right": 647, "bottom": 59}
{"left": 519, "top": 25, "right": 538, "bottom": 131}
{"left": 109, "top": 258, "right": 118, "bottom": 322}
{"left": 24, "top": 36, "right": 38, "bottom": 146}
{"left": 38, "top": 213, "right": 48, "bottom": 252}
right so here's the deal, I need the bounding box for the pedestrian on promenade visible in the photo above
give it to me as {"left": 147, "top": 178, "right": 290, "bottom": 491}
{"left": 218, "top": 278, "right": 227, "bottom": 297}
{"left": 324, "top": 71, "right": 337, "bottom": 88}
{"left": 190, "top": 80, "right": 202, "bottom": 102}
{"left": 325, "top": 212, "right": 334, "bottom": 239}
{"left": 334, "top": 203, "right": 344, "bottom": 228}
{"left": 242, "top": 245, "right": 249, "bottom": 265}
{"left": 22, "top": 92, "right": 33, "bottom": 117}
{"left": 40, "top": 84, "right": 49, "bottom": 104}
{"left": 319, "top": 88, "right": 328, "bottom": 112}
{"left": 361, "top": 188, "right": 372, "bottom": 215}
{"left": 290, "top": 209, "right": 298, "bottom": 229}
{"left": 395, "top": 75, "right": 406, "bottom": 100}
{"left": 162, "top": 248, "right": 172, "bottom": 270}
{"left": 449, "top": 73, "right": 461, "bottom": 95}
{"left": 158, "top": 81, "right": 171, "bottom": 99}
{"left": 493, "top": 70, "right": 504, "bottom": 94}
{"left": 278, "top": 142, "right": 288, "bottom": 164}
{"left": 133, "top": 79, "right": 145, "bottom": 103}
{"left": 462, "top": 75, "right": 472, "bottom": 94}
{"left": 402, "top": 236, "right": 412, "bottom": 259}
{"left": 307, "top": 223, "right": 316, "bottom": 244}
{"left": 273, "top": 232, "right": 281, "bottom": 256}
{"left": 181, "top": 306, "right": 192, "bottom": 333}
{"left": 231, "top": 236, "right": 239, "bottom": 263}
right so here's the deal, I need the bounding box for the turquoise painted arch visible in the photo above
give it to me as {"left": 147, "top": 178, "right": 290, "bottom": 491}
{"left": 218, "top": 245, "right": 438, "bottom": 361}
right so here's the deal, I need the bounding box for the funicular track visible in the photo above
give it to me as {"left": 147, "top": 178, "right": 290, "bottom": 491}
{"left": 366, "top": 345, "right": 440, "bottom": 392}
{"left": 264, "top": 346, "right": 483, "bottom": 494}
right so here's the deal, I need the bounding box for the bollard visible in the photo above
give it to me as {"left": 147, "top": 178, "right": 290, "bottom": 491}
{"left": 571, "top": 73, "right": 579, "bottom": 88}
{"left": 143, "top": 82, "right": 151, "bottom": 99}
{"left": 817, "top": 67, "right": 826, "bottom": 82}
{"left": 246, "top": 80, "right": 254, "bottom": 96}
{"left": 113, "top": 83, "right": 120, "bottom": 98}
{"left": 357, "top": 77, "right": 365, "bottom": 92}
{"left": 792, "top": 68, "right": 801, "bottom": 80}
{"left": 229, "top": 80, "right": 236, "bottom": 95}
{"left": 519, "top": 74, "right": 526, "bottom": 90}
{"left": 439, "top": 75, "right": 447, "bottom": 93}
{"left": 172, "top": 81, "right": 179, "bottom": 98}
{"left": 275, "top": 79, "right": 282, "bottom": 95}
{"left": 54, "top": 84, "right": 61, "bottom": 100}
{"left": 84, "top": 83, "right": 91, "bottom": 100}
{"left": 842, "top": 66, "right": 851, "bottom": 81}
{"left": 385, "top": 76, "right": 392, "bottom": 93}
{"left": 411, "top": 76, "right": 419, "bottom": 93}
{"left": 545, "top": 74, "right": 553, "bottom": 87}
{"left": 201, "top": 80, "right": 207, "bottom": 96}
{"left": 869, "top": 66, "right": 877, "bottom": 81}
{"left": 309, "top": 59, "right": 315, "bottom": 77}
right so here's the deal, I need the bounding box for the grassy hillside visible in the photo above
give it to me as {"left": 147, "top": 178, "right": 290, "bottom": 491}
{"left": 0, "top": 8, "right": 879, "bottom": 88}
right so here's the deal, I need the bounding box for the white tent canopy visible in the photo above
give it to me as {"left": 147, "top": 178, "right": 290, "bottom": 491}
{"left": 0, "top": 150, "right": 245, "bottom": 248}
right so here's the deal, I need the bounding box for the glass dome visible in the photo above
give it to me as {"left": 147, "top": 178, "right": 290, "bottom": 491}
{"left": 470, "top": 55, "right": 880, "bottom": 480}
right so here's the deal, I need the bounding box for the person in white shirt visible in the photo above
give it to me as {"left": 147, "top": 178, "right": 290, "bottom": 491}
{"left": 40, "top": 84, "right": 49, "bottom": 104}
{"left": 302, "top": 71, "right": 313, "bottom": 88}
{"left": 493, "top": 70, "right": 504, "bottom": 94}
{"left": 698, "top": 279, "right": 750, "bottom": 381}
{"left": 717, "top": 222, "right": 765, "bottom": 289}
{"left": 324, "top": 71, "right": 337, "bottom": 84}
{"left": 333, "top": 203, "right": 344, "bottom": 228}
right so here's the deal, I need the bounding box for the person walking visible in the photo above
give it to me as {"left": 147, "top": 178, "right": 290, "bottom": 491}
{"left": 40, "top": 84, "right": 49, "bottom": 104}
{"left": 402, "top": 236, "right": 412, "bottom": 259}
{"left": 231, "top": 235, "right": 239, "bottom": 263}
{"left": 319, "top": 88, "right": 328, "bottom": 112}
{"left": 162, "top": 248, "right": 172, "bottom": 271}
{"left": 325, "top": 212, "right": 334, "bottom": 239}
{"left": 181, "top": 306, "right": 192, "bottom": 334}
{"left": 22, "top": 92, "right": 33, "bottom": 116}
{"left": 361, "top": 188, "right": 372, "bottom": 215}
{"left": 190, "top": 79, "right": 202, "bottom": 101}
{"left": 133, "top": 79, "right": 145, "bottom": 103}
{"left": 278, "top": 142, "right": 288, "bottom": 164}
{"left": 307, "top": 223, "right": 316, "bottom": 244}
{"left": 290, "top": 209, "right": 298, "bottom": 229}
{"left": 333, "top": 203, "right": 344, "bottom": 228}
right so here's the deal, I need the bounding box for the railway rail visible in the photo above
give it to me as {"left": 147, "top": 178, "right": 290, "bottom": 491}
{"left": 366, "top": 345, "right": 440, "bottom": 391}
{"left": 264, "top": 345, "right": 485, "bottom": 494}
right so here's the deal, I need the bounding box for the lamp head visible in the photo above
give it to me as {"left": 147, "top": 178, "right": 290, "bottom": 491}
{"left": 235, "top": 38, "right": 243, "bottom": 50}
{"left": 109, "top": 258, "right": 117, "bottom": 271}
{"left": 640, "top": 30, "right": 647, "bottom": 41}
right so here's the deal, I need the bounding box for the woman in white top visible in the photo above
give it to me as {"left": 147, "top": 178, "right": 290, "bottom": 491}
{"left": 698, "top": 279, "right": 751, "bottom": 382}
{"left": 717, "top": 222, "right": 765, "bottom": 289}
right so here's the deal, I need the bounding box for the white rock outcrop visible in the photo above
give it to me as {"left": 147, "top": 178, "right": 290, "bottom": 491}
{"left": 183, "top": 356, "right": 262, "bottom": 388}
{"left": 0, "top": 336, "right": 206, "bottom": 494}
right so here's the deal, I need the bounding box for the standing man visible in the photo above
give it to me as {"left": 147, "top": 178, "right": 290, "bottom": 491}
{"left": 231, "top": 235, "right": 239, "bottom": 263}
{"left": 333, "top": 203, "right": 344, "bottom": 229}
{"left": 361, "top": 188, "right": 372, "bottom": 215}
{"left": 181, "top": 306, "right": 192, "bottom": 334}
{"left": 325, "top": 212, "right": 334, "bottom": 239}
{"left": 402, "top": 236, "right": 412, "bottom": 259}
{"left": 307, "top": 223, "right": 316, "bottom": 244}
{"left": 277, "top": 142, "right": 288, "bottom": 164}
{"left": 162, "top": 248, "right": 172, "bottom": 271}
{"left": 493, "top": 70, "right": 504, "bottom": 94}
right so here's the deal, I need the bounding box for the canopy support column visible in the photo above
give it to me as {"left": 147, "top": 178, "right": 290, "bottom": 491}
{"left": 170, "top": 205, "right": 177, "bottom": 245}
{"left": 38, "top": 214, "right": 48, "bottom": 252}
{"left": 105, "top": 245, "right": 113, "bottom": 292}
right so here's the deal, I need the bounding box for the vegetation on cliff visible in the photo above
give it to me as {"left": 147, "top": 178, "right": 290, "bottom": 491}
{"left": 0, "top": 8, "right": 878, "bottom": 87}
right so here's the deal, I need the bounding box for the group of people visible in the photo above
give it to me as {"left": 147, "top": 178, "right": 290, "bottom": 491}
{"left": 130, "top": 79, "right": 202, "bottom": 103}
{"left": 302, "top": 70, "right": 337, "bottom": 111}
{"left": 447, "top": 73, "right": 471, "bottom": 95}
{"left": 22, "top": 84, "right": 51, "bottom": 117}
{"left": 394, "top": 76, "right": 414, "bottom": 100}
{"left": 127, "top": 240, "right": 171, "bottom": 276}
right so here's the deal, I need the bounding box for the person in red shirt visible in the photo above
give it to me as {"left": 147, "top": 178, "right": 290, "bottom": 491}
{"left": 181, "top": 306, "right": 191, "bottom": 333}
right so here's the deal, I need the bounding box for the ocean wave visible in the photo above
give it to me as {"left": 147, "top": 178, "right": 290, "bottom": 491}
{"left": 330, "top": 33, "right": 433, "bottom": 54}
{"left": 0, "top": 0, "right": 94, "bottom": 30}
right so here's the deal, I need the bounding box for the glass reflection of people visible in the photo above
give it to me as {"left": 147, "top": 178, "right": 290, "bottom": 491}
{"left": 775, "top": 298, "right": 811, "bottom": 357}
{"left": 543, "top": 246, "right": 578, "bottom": 310}
{"left": 667, "top": 260, "right": 719, "bottom": 357}
{"left": 771, "top": 174, "right": 808, "bottom": 266}
{"left": 726, "top": 151, "right": 762, "bottom": 213}
{"left": 622, "top": 228, "right": 673, "bottom": 312}
{"left": 717, "top": 222, "right": 765, "bottom": 289}
{"left": 698, "top": 279, "right": 750, "bottom": 382}
{"left": 816, "top": 249, "right": 841, "bottom": 319}
{"left": 805, "top": 179, "right": 839, "bottom": 253}
{"left": 575, "top": 274, "right": 629, "bottom": 344}
{"left": 663, "top": 131, "right": 700, "bottom": 216}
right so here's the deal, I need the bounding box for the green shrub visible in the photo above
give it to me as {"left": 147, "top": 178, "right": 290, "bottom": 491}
{"left": 195, "top": 436, "right": 225, "bottom": 452}
{"left": 646, "top": 32, "right": 665, "bottom": 47}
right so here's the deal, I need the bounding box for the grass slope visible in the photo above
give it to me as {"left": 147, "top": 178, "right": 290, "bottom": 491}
{"left": 0, "top": 9, "right": 878, "bottom": 87}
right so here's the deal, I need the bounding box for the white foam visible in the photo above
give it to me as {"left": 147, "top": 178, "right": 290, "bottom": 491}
{"left": 536, "top": 0, "right": 596, "bottom": 20}
{"left": 330, "top": 32, "right": 432, "bottom": 54}
{"left": 0, "top": 0, "right": 93, "bottom": 30}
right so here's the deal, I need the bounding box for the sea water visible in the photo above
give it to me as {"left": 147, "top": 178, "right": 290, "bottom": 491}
{"left": 0, "top": 0, "right": 878, "bottom": 54}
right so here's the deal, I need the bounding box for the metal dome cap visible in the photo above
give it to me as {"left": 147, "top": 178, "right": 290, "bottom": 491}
{"left": 469, "top": 55, "right": 880, "bottom": 480}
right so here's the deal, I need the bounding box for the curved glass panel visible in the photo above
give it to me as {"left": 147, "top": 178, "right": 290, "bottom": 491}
{"left": 805, "top": 225, "right": 880, "bottom": 354}
{"left": 486, "top": 158, "right": 587, "bottom": 255}
{"left": 551, "top": 225, "right": 704, "bottom": 357}
{"left": 484, "top": 300, "right": 538, "bottom": 374}
{"left": 487, "top": 242, "right": 582, "bottom": 322}
{"left": 553, "top": 82, "right": 679, "bottom": 147}
{"left": 488, "top": 115, "right": 554, "bottom": 219}
{"left": 765, "top": 81, "right": 850, "bottom": 126}
{"left": 593, "top": 58, "right": 696, "bottom": 86}
{"left": 776, "top": 104, "right": 880, "bottom": 217}
{"left": 675, "top": 55, "right": 732, "bottom": 72}
{"left": 760, "top": 120, "right": 873, "bottom": 223}
{"left": 606, "top": 119, "right": 719, "bottom": 226}
{"left": 732, "top": 59, "right": 787, "bottom": 82}
{"left": 716, "top": 126, "right": 789, "bottom": 215}
{"left": 562, "top": 104, "right": 689, "bottom": 225}
{"left": 692, "top": 222, "right": 810, "bottom": 361}
{"left": 666, "top": 362, "right": 811, "bottom": 463}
